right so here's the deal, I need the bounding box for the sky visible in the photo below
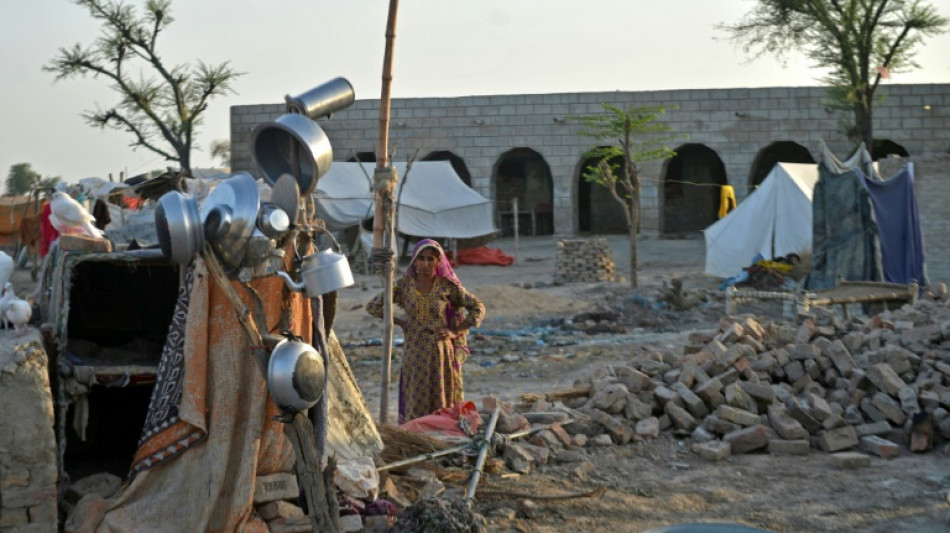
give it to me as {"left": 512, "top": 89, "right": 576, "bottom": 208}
{"left": 2, "top": 0, "right": 949, "bottom": 184}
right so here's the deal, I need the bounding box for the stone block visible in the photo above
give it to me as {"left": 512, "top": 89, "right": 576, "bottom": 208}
{"left": 696, "top": 440, "right": 731, "bottom": 461}
{"left": 624, "top": 395, "right": 654, "bottom": 421}
{"left": 856, "top": 420, "right": 893, "bottom": 437}
{"left": 635, "top": 417, "right": 660, "bottom": 439}
{"left": 723, "top": 424, "right": 769, "bottom": 454}
{"left": 717, "top": 404, "right": 760, "bottom": 426}
{"left": 703, "top": 414, "right": 740, "bottom": 435}
{"left": 860, "top": 435, "right": 900, "bottom": 459}
{"left": 819, "top": 425, "right": 859, "bottom": 452}
{"left": 767, "top": 405, "right": 809, "bottom": 440}
{"left": 866, "top": 363, "right": 906, "bottom": 397}
{"left": 786, "top": 397, "right": 823, "bottom": 434}
{"left": 670, "top": 382, "right": 709, "bottom": 418}
{"left": 724, "top": 382, "right": 758, "bottom": 413}
{"left": 768, "top": 439, "right": 811, "bottom": 455}
{"left": 871, "top": 392, "right": 907, "bottom": 426}
{"left": 831, "top": 452, "right": 871, "bottom": 469}
{"left": 738, "top": 381, "right": 775, "bottom": 408}
{"left": 694, "top": 378, "right": 725, "bottom": 408}
{"left": 257, "top": 501, "right": 305, "bottom": 521}
{"left": 254, "top": 473, "right": 300, "bottom": 504}
{"left": 665, "top": 402, "right": 698, "bottom": 431}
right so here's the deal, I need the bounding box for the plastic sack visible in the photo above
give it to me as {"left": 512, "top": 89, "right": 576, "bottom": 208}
{"left": 398, "top": 401, "right": 480, "bottom": 438}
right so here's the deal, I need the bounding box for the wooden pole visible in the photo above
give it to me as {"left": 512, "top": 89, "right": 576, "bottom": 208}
{"left": 375, "top": 0, "right": 400, "bottom": 425}
{"left": 512, "top": 198, "right": 519, "bottom": 265}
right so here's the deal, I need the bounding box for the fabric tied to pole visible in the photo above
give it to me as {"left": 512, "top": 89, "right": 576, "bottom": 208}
{"left": 719, "top": 185, "right": 737, "bottom": 218}
{"left": 369, "top": 246, "right": 396, "bottom": 276}
{"left": 373, "top": 166, "right": 398, "bottom": 198}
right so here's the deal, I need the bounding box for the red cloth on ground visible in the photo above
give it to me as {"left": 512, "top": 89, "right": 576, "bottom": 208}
{"left": 398, "top": 401, "right": 479, "bottom": 438}
{"left": 39, "top": 203, "right": 59, "bottom": 258}
{"left": 455, "top": 246, "right": 514, "bottom": 266}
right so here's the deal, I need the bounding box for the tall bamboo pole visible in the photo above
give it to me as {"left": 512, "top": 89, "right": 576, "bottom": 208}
{"left": 375, "top": 0, "right": 400, "bottom": 425}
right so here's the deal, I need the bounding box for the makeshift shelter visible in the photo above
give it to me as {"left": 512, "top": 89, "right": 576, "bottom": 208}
{"left": 703, "top": 163, "right": 819, "bottom": 278}
{"left": 0, "top": 194, "right": 46, "bottom": 247}
{"left": 314, "top": 161, "right": 496, "bottom": 239}
{"left": 807, "top": 143, "right": 884, "bottom": 289}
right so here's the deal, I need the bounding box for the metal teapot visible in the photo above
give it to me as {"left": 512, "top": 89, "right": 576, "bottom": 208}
{"left": 277, "top": 245, "right": 354, "bottom": 298}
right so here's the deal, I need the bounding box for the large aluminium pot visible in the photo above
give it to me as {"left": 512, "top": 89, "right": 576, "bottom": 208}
{"left": 155, "top": 190, "right": 204, "bottom": 265}
{"left": 251, "top": 113, "right": 332, "bottom": 195}
{"left": 266, "top": 337, "right": 326, "bottom": 413}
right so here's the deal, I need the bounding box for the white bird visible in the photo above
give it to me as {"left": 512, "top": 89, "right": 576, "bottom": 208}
{"left": 49, "top": 191, "right": 104, "bottom": 238}
{"left": 0, "top": 282, "right": 14, "bottom": 330}
{"left": 5, "top": 296, "right": 32, "bottom": 336}
{"left": 0, "top": 251, "right": 12, "bottom": 288}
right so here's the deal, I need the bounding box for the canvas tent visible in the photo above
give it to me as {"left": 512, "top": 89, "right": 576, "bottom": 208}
{"left": 313, "top": 161, "right": 496, "bottom": 239}
{"left": 704, "top": 163, "right": 819, "bottom": 278}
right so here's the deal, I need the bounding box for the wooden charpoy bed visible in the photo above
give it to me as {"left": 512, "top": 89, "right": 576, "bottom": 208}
{"left": 725, "top": 279, "right": 919, "bottom": 319}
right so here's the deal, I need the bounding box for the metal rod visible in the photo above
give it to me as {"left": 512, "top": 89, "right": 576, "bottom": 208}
{"left": 465, "top": 406, "right": 500, "bottom": 503}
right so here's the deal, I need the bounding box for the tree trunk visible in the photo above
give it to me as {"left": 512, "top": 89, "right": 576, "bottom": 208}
{"left": 855, "top": 94, "right": 874, "bottom": 156}
{"left": 629, "top": 191, "right": 639, "bottom": 288}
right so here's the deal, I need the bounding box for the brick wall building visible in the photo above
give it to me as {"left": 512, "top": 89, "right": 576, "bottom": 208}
{"left": 230, "top": 84, "right": 950, "bottom": 281}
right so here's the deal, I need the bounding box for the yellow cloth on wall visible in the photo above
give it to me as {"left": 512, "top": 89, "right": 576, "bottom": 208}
{"left": 719, "top": 185, "right": 737, "bottom": 218}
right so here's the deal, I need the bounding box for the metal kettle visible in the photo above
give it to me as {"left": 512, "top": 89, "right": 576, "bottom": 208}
{"left": 277, "top": 246, "right": 354, "bottom": 298}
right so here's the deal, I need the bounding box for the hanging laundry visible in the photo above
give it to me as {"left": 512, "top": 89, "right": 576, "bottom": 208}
{"left": 718, "top": 185, "right": 737, "bottom": 218}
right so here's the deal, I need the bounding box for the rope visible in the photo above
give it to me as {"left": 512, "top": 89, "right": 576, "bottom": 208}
{"left": 372, "top": 166, "right": 398, "bottom": 197}
{"left": 369, "top": 246, "right": 396, "bottom": 276}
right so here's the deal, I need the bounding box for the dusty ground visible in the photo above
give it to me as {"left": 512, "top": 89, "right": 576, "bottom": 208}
{"left": 333, "top": 234, "right": 950, "bottom": 533}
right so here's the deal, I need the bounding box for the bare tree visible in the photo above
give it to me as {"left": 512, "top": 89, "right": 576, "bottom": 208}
{"left": 44, "top": 0, "right": 243, "bottom": 175}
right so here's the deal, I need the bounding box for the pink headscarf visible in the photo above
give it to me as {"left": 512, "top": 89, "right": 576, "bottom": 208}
{"left": 406, "top": 239, "right": 460, "bottom": 286}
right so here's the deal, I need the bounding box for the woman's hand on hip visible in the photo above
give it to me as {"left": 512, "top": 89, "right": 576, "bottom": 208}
{"left": 434, "top": 327, "right": 458, "bottom": 341}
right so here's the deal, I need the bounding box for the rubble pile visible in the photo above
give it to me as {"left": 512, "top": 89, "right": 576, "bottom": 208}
{"left": 487, "top": 296, "right": 950, "bottom": 472}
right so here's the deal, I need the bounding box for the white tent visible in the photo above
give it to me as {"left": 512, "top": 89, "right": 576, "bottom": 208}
{"left": 313, "top": 161, "right": 496, "bottom": 239}
{"left": 704, "top": 163, "right": 819, "bottom": 278}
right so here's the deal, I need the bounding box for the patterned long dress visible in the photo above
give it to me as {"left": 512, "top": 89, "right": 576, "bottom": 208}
{"left": 366, "top": 275, "right": 485, "bottom": 423}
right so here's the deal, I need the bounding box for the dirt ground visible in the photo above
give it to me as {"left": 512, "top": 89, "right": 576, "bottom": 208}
{"left": 333, "top": 234, "right": 950, "bottom": 533}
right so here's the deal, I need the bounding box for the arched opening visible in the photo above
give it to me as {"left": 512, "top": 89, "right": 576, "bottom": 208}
{"left": 346, "top": 152, "right": 376, "bottom": 163}
{"left": 577, "top": 152, "right": 627, "bottom": 234}
{"left": 492, "top": 148, "right": 554, "bottom": 236}
{"left": 871, "top": 139, "right": 909, "bottom": 160}
{"left": 749, "top": 141, "right": 815, "bottom": 188}
{"left": 422, "top": 150, "right": 472, "bottom": 186}
{"left": 661, "top": 144, "right": 728, "bottom": 235}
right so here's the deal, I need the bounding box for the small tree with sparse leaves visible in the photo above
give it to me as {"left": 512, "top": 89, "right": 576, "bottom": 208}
{"left": 44, "top": 0, "right": 243, "bottom": 175}
{"left": 574, "top": 103, "right": 682, "bottom": 288}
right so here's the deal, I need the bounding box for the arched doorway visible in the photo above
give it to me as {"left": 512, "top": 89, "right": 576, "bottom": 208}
{"left": 871, "top": 139, "right": 909, "bottom": 160}
{"left": 577, "top": 153, "right": 627, "bottom": 234}
{"left": 661, "top": 144, "right": 727, "bottom": 235}
{"left": 422, "top": 150, "right": 472, "bottom": 186}
{"left": 749, "top": 141, "right": 815, "bottom": 188}
{"left": 493, "top": 148, "right": 554, "bottom": 236}
{"left": 346, "top": 151, "right": 376, "bottom": 163}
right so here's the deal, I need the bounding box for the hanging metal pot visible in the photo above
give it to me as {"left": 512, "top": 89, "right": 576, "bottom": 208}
{"left": 155, "top": 190, "right": 204, "bottom": 265}
{"left": 251, "top": 114, "right": 332, "bottom": 195}
{"left": 284, "top": 77, "right": 355, "bottom": 121}
{"left": 200, "top": 172, "right": 260, "bottom": 270}
{"left": 266, "top": 336, "right": 326, "bottom": 413}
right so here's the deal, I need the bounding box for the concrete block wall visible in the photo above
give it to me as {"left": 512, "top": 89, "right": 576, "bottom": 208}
{"left": 231, "top": 83, "right": 949, "bottom": 277}
{"left": 0, "top": 331, "right": 58, "bottom": 532}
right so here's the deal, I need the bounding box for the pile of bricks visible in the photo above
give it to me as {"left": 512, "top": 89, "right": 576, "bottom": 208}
{"left": 553, "top": 238, "right": 616, "bottom": 285}
{"left": 0, "top": 333, "right": 58, "bottom": 532}
{"left": 485, "top": 295, "right": 950, "bottom": 474}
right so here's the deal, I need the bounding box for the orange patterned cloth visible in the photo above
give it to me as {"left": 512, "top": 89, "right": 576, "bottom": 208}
{"left": 366, "top": 276, "right": 484, "bottom": 423}
{"left": 97, "top": 258, "right": 312, "bottom": 533}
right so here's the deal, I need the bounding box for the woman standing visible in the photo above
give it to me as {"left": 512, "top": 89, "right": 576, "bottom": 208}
{"left": 366, "top": 239, "right": 485, "bottom": 423}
